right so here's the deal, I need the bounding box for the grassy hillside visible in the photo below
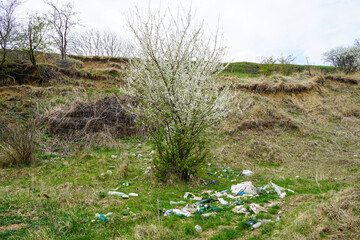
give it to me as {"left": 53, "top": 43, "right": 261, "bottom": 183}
{"left": 223, "top": 62, "right": 338, "bottom": 78}
{"left": 0, "top": 55, "right": 360, "bottom": 239}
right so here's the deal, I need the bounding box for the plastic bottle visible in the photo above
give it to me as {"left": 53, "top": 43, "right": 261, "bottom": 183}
{"left": 195, "top": 225, "right": 203, "bottom": 232}
{"left": 251, "top": 222, "right": 261, "bottom": 230}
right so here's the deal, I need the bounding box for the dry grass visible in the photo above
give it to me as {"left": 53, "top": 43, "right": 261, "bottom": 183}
{"left": 0, "top": 119, "right": 37, "bottom": 167}
{"left": 118, "top": 162, "right": 129, "bottom": 179}
{"left": 325, "top": 75, "right": 359, "bottom": 85}
{"left": 229, "top": 76, "right": 324, "bottom": 94}
{"left": 269, "top": 188, "right": 360, "bottom": 240}
{"left": 134, "top": 224, "right": 173, "bottom": 240}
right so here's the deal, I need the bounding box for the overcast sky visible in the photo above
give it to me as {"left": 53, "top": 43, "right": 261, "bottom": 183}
{"left": 17, "top": 0, "right": 360, "bottom": 65}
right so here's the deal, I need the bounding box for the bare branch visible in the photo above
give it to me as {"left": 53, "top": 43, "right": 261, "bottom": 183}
{"left": 46, "top": 1, "right": 80, "bottom": 60}
{"left": 0, "top": 0, "right": 22, "bottom": 68}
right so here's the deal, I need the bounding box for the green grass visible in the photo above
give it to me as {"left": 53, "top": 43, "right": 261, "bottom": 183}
{"left": 0, "top": 56, "right": 359, "bottom": 239}
{"left": 223, "top": 61, "right": 338, "bottom": 76}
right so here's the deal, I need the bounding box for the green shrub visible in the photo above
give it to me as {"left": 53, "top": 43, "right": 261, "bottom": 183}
{"left": 259, "top": 56, "right": 276, "bottom": 76}
{"left": 152, "top": 127, "right": 208, "bottom": 181}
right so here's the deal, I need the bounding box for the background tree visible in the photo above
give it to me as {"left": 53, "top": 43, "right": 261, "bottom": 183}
{"left": 277, "top": 54, "right": 296, "bottom": 76}
{"left": 18, "top": 13, "right": 49, "bottom": 68}
{"left": 46, "top": 1, "right": 79, "bottom": 60}
{"left": 123, "top": 8, "right": 233, "bottom": 181}
{"left": 354, "top": 38, "right": 360, "bottom": 47}
{"left": 71, "top": 28, "right": 134, "bottom": 57}
{"left": 0, "top": 0, "right": 21, "bottom": 68}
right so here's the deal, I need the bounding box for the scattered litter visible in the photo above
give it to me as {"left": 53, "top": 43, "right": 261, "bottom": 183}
{"left": 270, "top": 182, "right": 294, "bottom": 198}
{"left": 245, "top": 220, "right": 256, "bottom": 226}
{"left": 98, "top": 214, "right": 107, "bottom": 222}
{"left": 232, "top": 205, "right": 248, "bottom": 214}
{"left": 201, "top": 212, "right": 217, "bottom": 218}
{"left": 144, "top": 166, "right": 151, "bottom": 174}
{"left": 218, "top": 198, "right": 229, "bottom": 205}
{"left": 149, "top": 150, "right": 155, "bottom": 156}
{"left": 111, "top": 155, "right": 118, "bottom": 159}
{"left": 137, "top": 154, "right": 143, "bottom": 158}
{"left": 184, "top": 192, "right": 202, "bottom": 200}
{"left": 170, "top": 200, "right": 185, "bottom": 205}
{"left": 275, "top": 216, "right": 281, "bottom": 222}
{"left": 295, "top": 176, "right": 299, "bottom": 178}
{"left": 108, "top": 191, "right": 126, "bottom": 197}
{"left": 172, "top": 207, "right": 195, "bottom": 217}
{"left": 251, "top": 222, "right": 261, "bottom": 230}
{"left": 104, "top": 212, "right": 113, "bottom": 217}
{"left": 122, "top": 194, "right": 129, "bottom": 199}
{"left": 109, "top": 166, "right": 116, "bottom": 169}
{"left": 106, "top": 170, "right": 113, "bottom": 175}
{"left": 354, "top": 154, "right": 358, "bottom": 157}
{"left": 242, "top": 170, "right": 254, "bottom": 177}
{"left": 233, "top": 200, "right": 242, "bottom": 205}
{"left": 184, "top": 192, "right": 194, "bottom": 199}
{"left": 164, "top": 209, "right": 173, "bottom": 216}
{"left": 231, "top": 181, "right": 260, "bottom": 195}
{"left": 129, "top": 193, "right": 138, "bottom": 197}
{"left": 195, "top": 225, "right": 202, "bottom": 232}
{"left": 258, "top": 219, "right": 273, "bottom": 223}
{"left": 197, "top": 198, "right": 218, "bottom": 205}
{"left": 249, "top": 203, "right": 267, "bottom": 214}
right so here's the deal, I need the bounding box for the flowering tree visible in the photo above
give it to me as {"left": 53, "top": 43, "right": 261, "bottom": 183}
{"left": 323, "top": 46, "right": 360, "bottom": 73}
{"left": 123, "top": 8, "right": 233, "bottom": 181}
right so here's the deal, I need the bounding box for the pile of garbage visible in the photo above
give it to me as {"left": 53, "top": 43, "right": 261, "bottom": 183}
{"left": 162, "top": 178, "right": 294, "bottom": 231}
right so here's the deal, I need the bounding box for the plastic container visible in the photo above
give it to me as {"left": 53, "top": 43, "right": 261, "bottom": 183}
{"left": 195, "top": 225, "right": 202, "bottom": 232}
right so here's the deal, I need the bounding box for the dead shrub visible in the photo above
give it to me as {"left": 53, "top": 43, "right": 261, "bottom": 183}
{"left": 41, "top": 95, "right": 140, "bottom": 141}
{"left": 0, "top": 119, "right": 37, "bottom": 167}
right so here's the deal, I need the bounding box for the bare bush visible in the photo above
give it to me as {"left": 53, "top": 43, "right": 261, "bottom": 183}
{"left": 277, "top": 54, "right": 296, "bottom": 76}
{"left": 0, "top": 119, "right": 37, "bottom": 167}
